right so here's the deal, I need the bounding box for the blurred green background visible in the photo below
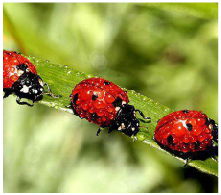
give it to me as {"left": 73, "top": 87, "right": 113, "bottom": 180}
{"left": 3, "top": 3, "right": 218, "bottom": 193}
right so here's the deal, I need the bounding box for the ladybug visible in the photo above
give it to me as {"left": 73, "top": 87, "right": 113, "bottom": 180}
{"left": 3, "top": 50, "right": 59, "bottom": 106}
{"left": 69, "top": 77, "right": 150, "bottom": 137}
{"left": 154, "top": 110, "right": 218, "bottom": 162}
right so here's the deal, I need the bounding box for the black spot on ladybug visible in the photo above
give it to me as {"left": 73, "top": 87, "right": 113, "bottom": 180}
{"left": 104, "top": 81, "right": 110, "bottom": 85}
{"left": 112, "top": 97, "right": 123, "bottom": 107}
{"left": 186, "top": 123, "right": 193, "bottom": 131}
{"left": 205, "top": 118, "right": 210, "bottom": 126}
{"left": 92, "top": 94, "right": 98, "bottom": 100}
{"left": 73, "top": 93, "right": 78, "bottom": 104}
{"left": 16, "top": 64, "right": 28, "bottom": 72}
{"left": 167, "top": 135, "right": 174, "bottom": 145}
{"left": 182, "top": 110, "right": 189, "bottom": 113}
{"left": 91, "top": 113, "right": 98, "bottom": 121}
{"left": 194, "top": 141, "right": 201, "bottom": 149}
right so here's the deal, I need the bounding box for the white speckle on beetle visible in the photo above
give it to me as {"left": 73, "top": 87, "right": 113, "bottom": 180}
{"left": 121, "top": 123, "right": 125, "bottom": 129}
{"left": 38, "top": 79, "right": 44, "bottom": 87}
{"left": 20, "top": 85, "right": 30, "bottom": 93}
{"left": 122, "top": 101, "right": 126, "bottom": 105}
{"left": 40, "top": 88, "right": 43, "bottom": 91}
{"left": 115, "top": 107, "right": 120, "bottom": 111}
{"left": 17, "top": 70, "right": 24, "bottom": 76}
{"left": 118, "top": 126, "right": 122, "bottom": 130}
{"left": 136, "top": 123, "right": 139, "bottom": 126}
{"left": 132, "top": 127, "right": 135, "bottom": 131}
{"left": 179, "top": 120, "right": 187, "bottom": 129}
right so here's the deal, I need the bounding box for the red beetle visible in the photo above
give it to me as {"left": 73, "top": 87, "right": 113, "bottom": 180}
{"left": 69, "top": 77, "right": 150, "bottom": 136}
{"left": 3, "top": 50, "right": 59, "bottom": 106}
{"left": 154, "top": 110, "right": 218, "bottom": 162}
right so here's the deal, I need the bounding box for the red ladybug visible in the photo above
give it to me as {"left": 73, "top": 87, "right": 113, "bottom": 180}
{"left": 3, "top": 50, "right": 59, "bottom": 106}
{"left": 69, "top": 77, "right": 150, "bottom": 136}
{"left": 154, "top": 110, "right": 218, "bottom": 161}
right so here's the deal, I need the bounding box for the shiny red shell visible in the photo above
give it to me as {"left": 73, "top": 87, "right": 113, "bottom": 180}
{"left": 70, "top": 77, "right": 129, "bottom": 126}
{"left": 154, "top": 110, "right": 214, "bottom": 153}
{"left": 3, "top": 50, "right": 37, "bottom": 88}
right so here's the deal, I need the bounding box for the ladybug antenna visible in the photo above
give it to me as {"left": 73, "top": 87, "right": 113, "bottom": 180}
{"left": 135, "top": 109, "right": 151, "bottom": 121}
{"left": 43, "top": 82, "right": 61, "bottom": 98}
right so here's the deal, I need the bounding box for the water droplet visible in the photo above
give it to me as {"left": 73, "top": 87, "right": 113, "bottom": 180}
{"left": 148, "top": 99, "right": 153, "bottom": 103}
{"left": 130, "top": 90, "right": 135, "bottom": 94}
{"left": 164, "top": 108, "right": 170, "bottom": 112}
{"left": 136, "top": 133, "right": 146, "bottom": 141}
{"left": 50, "top": 102, "right": 56, "bottom": 107}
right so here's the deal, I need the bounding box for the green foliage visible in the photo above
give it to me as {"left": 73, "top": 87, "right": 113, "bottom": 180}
{"left": 26, "top": 56, "right": 218, "bottom": 177}
{"left": 4, "top": 2, "right": 218, "bottom": 193}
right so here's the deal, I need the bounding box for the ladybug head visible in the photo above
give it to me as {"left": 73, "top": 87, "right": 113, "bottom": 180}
{"left": 110, "top": 103, "right": 141, "bottom": 137}
{"left": 12, "top": 72, "right": 44, "bottom": 102}
{"left": 207, "top": 118, "right": 218, "bottom": 143}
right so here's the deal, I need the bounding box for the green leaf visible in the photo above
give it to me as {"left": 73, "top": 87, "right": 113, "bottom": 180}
{"left": 22, "top": 54, "right": 217, "bottom": 176}
{"left": 140, "top": 3, "right": 218, "bottom": 19}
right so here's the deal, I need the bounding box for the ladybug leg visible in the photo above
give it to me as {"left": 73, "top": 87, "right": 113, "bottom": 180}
{"left": 16, "top": 97, "right": 33, "bottom": 107}
{"left": 135, "top": 109, "right": 151, "bottom": 121}
{"left": 184, "top": 158, "right": 191, "bottom": 167}
{"left": 131, "top": 135, "right": 138, "bottom": 142}
{"left": 108, "top": 127, "right": 115, "bottom": 134}
{"left": 96, "top": 128, "right": 103, "bottom": 136}
{"left": 43, "top": 82, "right": 61, "bottom": 98}
{"left": 65, "top": 104, "right": 72, "bottom": 109}
{"left": 3, "top": 89, "right": 12, "bottom": 98}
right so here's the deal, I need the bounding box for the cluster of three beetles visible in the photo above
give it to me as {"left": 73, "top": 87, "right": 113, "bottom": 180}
{"left": 3, "top": 50, "right": 218, "bottom": 165}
